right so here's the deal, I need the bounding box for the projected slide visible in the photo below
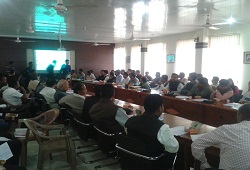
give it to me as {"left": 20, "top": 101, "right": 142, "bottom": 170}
{"left": 34, "top": 50, "right": 70, "bottom": 73}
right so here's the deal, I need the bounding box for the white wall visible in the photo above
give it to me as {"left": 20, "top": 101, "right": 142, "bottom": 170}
{"left": 116, "top": 25, "right": 250, "bottom": 93}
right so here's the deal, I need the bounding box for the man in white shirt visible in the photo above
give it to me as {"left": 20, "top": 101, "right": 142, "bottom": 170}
{"left": 115, "top": 70, "right": 123, "bottom": 84}
{"left": 39, "top": 79, "right": 57, "bottom": 108}
{"left": 59, "top": 83, "right": 87, "bottom": 114}
{"left": 191, "top": 103, "right": 250, "bottom": 169}
{"left": 120, "top": 72, "right": 130, "bottom": 85}
{"left": 3, "top": 81, "right": 28, "bottom": 106}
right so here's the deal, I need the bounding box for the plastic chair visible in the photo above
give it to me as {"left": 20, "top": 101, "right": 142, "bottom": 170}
{"left": 24, "top": 119, "right": 76, "bottom": 170}
{"left": 116, "top": 134, "right": 177, "bottom": 170}
{"left": 18, "top": 109, "right": 60, "bottom": 166}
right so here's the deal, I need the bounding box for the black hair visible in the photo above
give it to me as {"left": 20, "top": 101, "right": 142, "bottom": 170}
{"left": 219, "top": 79, "right": 229, "bottom": 86}
{"left": 115, "top": 70, "right": 121, "bottom": 74}
{"left": 8, "top": 79, "right": 18, "bottom": 88}
{"left": 73, "top": 82, "right": 85, "bottom": 94}
{"left": 100, "top": 84, "right": 114, "bottom": 99}
{"left": 123, "top": 72, "right": 128, "bottom": 76}
{"left": 161, "top": 75, "right": 168, "bottom": 81}
{"left": 110, "top": 71, "right": 115, "bottom": 77}
{"left": 141, "top": 76, "right": 147, "bottom": 82}
{"left": 197, "top": 77, "right": 208, "bottom": 85}
{"left": 238, "top": 104, "right": 250, "bottom": 121}
{"left": 189, "top": 72, "right": 197, "bottom": 81}
{"left": 130, "top": 72, "right": 136, "bottom": 78}
{"left": 46, "top": 79, "right": 56, "bottom": 87}
{"left": 9, "top": 61, "right": 15, "bottom": 65}
{"left": 171, "top": 73, "right": 178, "bottom": 77}
{"left": 144, "top": 94, "right": 163, "bottom": 113}
{"left": 104, "top": 70, "right": 108, "bottom": 74}
{"left": 79, "top": 68, "right": 83, "bottom": 72}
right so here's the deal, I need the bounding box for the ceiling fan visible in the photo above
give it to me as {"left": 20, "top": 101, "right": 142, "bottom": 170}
{"left": 127, "top": 26, "right": 150, "bottom": 41}
{"left": 202, "top": 14, "right": 220, "bottom": 30}
{"left": 44, "top": 0, "right": 98, "bottom": 12}
{"left": 6, "top": 36, "right": 35, "bottom": 43}
{"left": 92, "top": 41, "right": 110, "bottom": 46}
{"left": 86, "top": 34, "right": 110, "bottom": 46}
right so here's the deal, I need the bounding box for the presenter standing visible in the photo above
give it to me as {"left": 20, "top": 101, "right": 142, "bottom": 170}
{"left": 60, "top": 59, "right": 71, "bottom": 79}
{"left": 46, "top": 60, "right": 57, "bottom": 79}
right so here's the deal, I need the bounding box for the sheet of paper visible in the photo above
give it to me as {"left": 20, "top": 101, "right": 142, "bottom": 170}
{"left": 0, "top": 142, "right": 13, "bottom": 161}
{"left": 14, "top": 128, "right": 27, "bottom": 138}
{"left": 0, "top": 137, "right": 10, "bottom": 141}
{"left": 190, "top": 134, "right": 205, "bottom": 141}
{"left": 170, "top": 126, "right": 187, "bottom": 136}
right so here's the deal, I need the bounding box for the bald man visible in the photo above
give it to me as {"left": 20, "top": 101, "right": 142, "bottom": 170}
{"left": 54, "top": 79, "right": 69, "bottom": 103}
{"left": 59, "top": 83, "right": 87, "bottom": 114}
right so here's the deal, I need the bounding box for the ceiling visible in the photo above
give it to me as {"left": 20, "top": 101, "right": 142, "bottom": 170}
{"left": 0, "top": 0, "right": 249, "bottom": 44}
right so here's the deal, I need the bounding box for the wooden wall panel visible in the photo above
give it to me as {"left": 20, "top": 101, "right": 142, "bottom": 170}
{"left": 0, "top": 38, "right": 114, "bottom": 75}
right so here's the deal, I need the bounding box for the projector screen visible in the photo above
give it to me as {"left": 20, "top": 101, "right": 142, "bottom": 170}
{"left": 34, "top": 50, "right": 71, "bottom": 73}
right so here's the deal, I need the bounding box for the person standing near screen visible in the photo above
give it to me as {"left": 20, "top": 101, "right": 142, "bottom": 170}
{"left": 60, "top": 59, "right": 71, "bottom": 79}
{"left": 46, "top": 60, "right": 56, "bottom": 79}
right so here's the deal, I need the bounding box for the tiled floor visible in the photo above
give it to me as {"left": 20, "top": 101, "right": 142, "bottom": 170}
{"left": 24, "top": 129, "right": 121, "bottom": 170}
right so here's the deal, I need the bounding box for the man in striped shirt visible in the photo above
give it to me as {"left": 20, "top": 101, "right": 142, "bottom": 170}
{"left": 191, "top": 104, "right": 250, "bottom": 169}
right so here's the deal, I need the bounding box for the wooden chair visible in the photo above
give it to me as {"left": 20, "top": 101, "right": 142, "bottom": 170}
{"left": 24, "top": 119, "right": 76, "bottom": 170}
{"left": 17, "top": 109, "right": 60, "bottom": 166}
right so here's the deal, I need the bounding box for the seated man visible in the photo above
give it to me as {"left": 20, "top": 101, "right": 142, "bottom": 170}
{"left": 115, "top": 70, "right": 123, "bottom": 84}
{"left": 211, "top": 76, "right": 219, "bottom": 91}
{"left": 59, "top": 83, "right": 87, "bottom": 114}
{"left": 180, "top": 72, "right": 197, "bottom": 96}
{"left": 3, "top": 80, "right": 28, "bottom": 106}
{"left": 139, "top": 76, "right": 151, "bottom": 90}
{"left": 191, "top": 103, "right": 250, "bottom": 169}
{"left": 158, "top": 75, "right": 168, "bottom": 93}
{"left": 54, "top": 79, "right": 69, "bottom": 103}
{"left": 128, "top": 72, "right": 140, "bottom": 86}
{"left": 189, "top": 77, "right": 213, "bottom": 99}
{"left": 82, "top": 86, "right": 101, "bottom": 123}
{"left": 210, "top": 79, "right": 233, "bottom": 101}
{"left": 125, "top": 94, "right": 179, "bottom": 156}
{"left": 89, "top": 84, "right": 128, "bottom": 134}
{"left": 120, "top": 72, "right": 130, "bottom": 85}
{"left": 239, "top": 81, "right": 250, "bottom": 103}
{"left": 178, "top": 72, "right": 188, "bottom": 85}
{"left": 39, "top": 79, "right": 57, "bottom": 108}
{"left": 166, "top": 73, "right": 184, "bottom": 93}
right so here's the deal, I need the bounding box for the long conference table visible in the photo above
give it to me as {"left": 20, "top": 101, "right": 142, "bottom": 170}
{"left": 70, "top": 80, "right": 230, "bottom": 169}
{"left": 78, "top": 81, "right": 238, "bottom": 128}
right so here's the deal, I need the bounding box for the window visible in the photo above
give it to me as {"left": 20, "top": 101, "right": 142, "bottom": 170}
{"left": 175, "top": 39, "right": 195, "bottom": 76}
{"left": 145, "top": 43, "right": 166, "bottom": 76}
{"left": 130, "top": 46, "right": 141, "bottom": 71}
{"left": 114, "top": 47, "right": 126, "bottom": 70}
{"left": 202, "top": 34, "right": 242, "bottom": 87}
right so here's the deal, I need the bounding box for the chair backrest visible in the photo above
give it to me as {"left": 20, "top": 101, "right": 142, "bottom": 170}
{"left": 232, "top": 94, "right": 243, "bottom": 103}
{"left": 30, "top": 108, "right": 60, "bottom": 125}
{"left": 116, "top": 134, "right": 176, "bottom": 170}
{"left": 23, "top": 119, "right": 44, "bottom": 145}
